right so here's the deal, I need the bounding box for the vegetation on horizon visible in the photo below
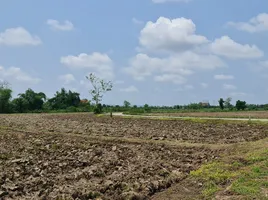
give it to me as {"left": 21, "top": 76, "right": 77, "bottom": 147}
{"left": 1, "top": 79, "right": 268, "bottom": 114}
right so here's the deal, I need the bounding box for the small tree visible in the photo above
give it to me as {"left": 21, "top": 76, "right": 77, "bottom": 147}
{"left": 86, "top": 73, "right": 113, "bottom": 114}
{"left": 236, "top": 100, "right": 247, "bottom": 111}
{"left": 224, "top": 97, "right": 232, "bottom": 109}
{"left": 218, "top": 98, "right": 225, "bottom": 110}
{"left": 123, "top": 100, "right": 131, "bottom": 108}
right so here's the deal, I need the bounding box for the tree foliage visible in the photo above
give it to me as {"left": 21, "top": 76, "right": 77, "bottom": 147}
{"left": 236, "top": 100, "right": 247, "bottom": 111}
{"left": 123, "top": 100, "right": 131, "bottom": 108}
{"left": 224, "top": 97, "right": 232, "bottom": 109}
{"left": 0, "top": 81, "right": 12, "bottom": 113}
{"left": 46, "top": 88, "right": 80, "bottom": 110}
{"left": 218, "top": 98, "right": 225, "bottom": 110}
{"left": 18, "top": 89, "right": 46, "bottom": 111}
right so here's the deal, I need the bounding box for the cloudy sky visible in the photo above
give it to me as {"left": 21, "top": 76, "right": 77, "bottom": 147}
{"left": 0, "top": 0, "right": 267, "bottom": 106}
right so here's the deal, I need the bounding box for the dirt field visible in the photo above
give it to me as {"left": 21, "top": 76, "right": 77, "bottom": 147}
{"left": 150, "top": 111, "right": 268, "bottom": 119}
{"left": 0, "top": 113, "right": 267, "bottom": 199}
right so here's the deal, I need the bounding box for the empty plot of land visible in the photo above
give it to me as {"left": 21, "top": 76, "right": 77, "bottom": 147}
{"left": 1, "top": 114, "right": 267, "bottom": 144}
{"left": 0, "top": 113, "right": 267, "bottom": 199}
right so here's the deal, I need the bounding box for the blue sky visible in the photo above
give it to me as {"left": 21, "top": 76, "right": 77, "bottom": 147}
{"left": 0, "top": 0, "right": 268, "bottom": 106}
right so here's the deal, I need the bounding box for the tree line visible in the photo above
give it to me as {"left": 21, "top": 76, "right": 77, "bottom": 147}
{"left": 0, "top": 74, "right": 267, "bottom": 114}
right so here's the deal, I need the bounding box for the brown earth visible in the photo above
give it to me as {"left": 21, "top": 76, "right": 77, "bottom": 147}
{"left": 0, "top": 114, "right": 267, "bottom": 144}
{"left": 150, "top": 111, "right": 268, "bottom": 119}
{"left": 0, "top": 113, "right": 267, "bottom": 199}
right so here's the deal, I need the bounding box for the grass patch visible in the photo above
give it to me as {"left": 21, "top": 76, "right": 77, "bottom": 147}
{"left": 190, "top": 138, "right": 268, "bottom": 199}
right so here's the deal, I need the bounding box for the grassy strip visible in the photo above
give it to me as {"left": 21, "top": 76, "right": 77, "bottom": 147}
{"left": 190, "top": 138, "right": 268, "bottom": 199}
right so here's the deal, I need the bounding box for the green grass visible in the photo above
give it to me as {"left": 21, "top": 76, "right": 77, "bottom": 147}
{"left": 190, "top": 139, "right": 268, "bottom": 199}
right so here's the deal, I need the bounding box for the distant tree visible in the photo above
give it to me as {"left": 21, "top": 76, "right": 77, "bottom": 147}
{"left": 224, "top": 97, "right": 232, "bottom": 109}
{"left": 0, "top": 81, "right": 12, "bottom": 113}
{"left": 47, "top": 88, "right": 80, "bottom": 110}
{"left": 86, "top": 73, "right": 113, "bottom": 114}
{"left": 218, "top": 98, "right": 225, "bottom": 110}
{"left": 18, "top": 89, "right": 46, "bottom": 111}
{"left": 236, "top": 100, "right": 247, "bottom": 111}
{"left": 123, "top": 100, "right": 131, "bottom": 108}
{"left": 144, "top": 104, "right": 151, "bottom": 112}
{"left": 12, "top": 97, "right": 29, "bottom": 113}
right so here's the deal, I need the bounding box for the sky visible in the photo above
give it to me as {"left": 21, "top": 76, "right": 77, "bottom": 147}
{"left": 0, "top": 0, "right": 268, "bottom": 106}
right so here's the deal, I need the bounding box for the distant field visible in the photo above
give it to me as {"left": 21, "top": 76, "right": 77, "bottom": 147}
{"left": 149, "top": 111, "right": 268, "bottom": 119}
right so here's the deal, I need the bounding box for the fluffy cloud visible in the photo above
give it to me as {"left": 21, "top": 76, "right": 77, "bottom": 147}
{"left": 119, "top": 86, "right": 139, "bottom": 92}
{"left": 139, "top": 17, "right": 208, "bottom": 53}
{"left": 125, "top": 52, "right": 225, "bottom": 81}
{"left": 214, "top": 74, "right": 234, "bottom": 80}
{"left": 0, "top": 66, "right": 41, "bottom": 84}
{"left": 227, "top": 13, "right": 268, "bottom": 33}
{"left": 210, "top": 36, "right": 263, "bottom": 59}
{"left": 47, "top": 19, "right": 74, "bottom": 31}
{"left": 0, "top": 27, "right": 42, "bottom": 46}
{"left": 61, "top": 52, "right": 114, "bottom": 79}
{"left": 58, "top": 74, "right": 76, "bottom": 84}
{"left": 152, "top": 0, "right": 190, "bottom": 3}
{"left": 223, "top": 84, "right": 237, "bottom": 90}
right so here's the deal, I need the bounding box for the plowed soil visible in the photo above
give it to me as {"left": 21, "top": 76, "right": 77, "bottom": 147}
{"left": 150, "top": 111, "right": 268, "bottom": 119}
{"left": 0, "top": 113, "right": 267, "bottom": 200}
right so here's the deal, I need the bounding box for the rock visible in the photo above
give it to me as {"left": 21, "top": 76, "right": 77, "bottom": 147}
{"left": 112, "top": 146, "right": 117, "bottom": 151}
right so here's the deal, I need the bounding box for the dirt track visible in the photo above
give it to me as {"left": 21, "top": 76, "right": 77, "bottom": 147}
{"left": 0, "top": 113, "right": 267, "bottom": 199}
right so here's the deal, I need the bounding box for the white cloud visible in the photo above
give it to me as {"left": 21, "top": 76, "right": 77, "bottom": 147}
{"left": 200, "top": 83, "right": 208, "bottom": 89}
{"left": 210, "top": 36, "right": 263, "bottom": 59}
{"left": 152, "top": 0, "right": 190, "bottom": 3}
{"left": 214, "top": 74, "right": 234, "bottom": 80}
{"left": 58, "top": 74, "right": 76, "bottom": 84}
{"left": 132, "top": 18, "right": 144, "bottom": 25}
{"left": 61, "top": 52, "right": 114, "bottom": 79}
{"left": 0, "top": 27, "right": 42, "bottom": 46}
{"left": 154, "top": 74, "right": 187, "bottom": 84}
{"left": 227, "top": 13, "right": 268, "bottom": 33}
{"left": 139, "top": 17, "right": 208, "bottom": 53}
{"left": 223, "top": 84, "right": 237, "bottom": 90}
{"left": 125, "top": 52, "right": 225, "bottom": 81}
{"left": 119, "top": 85, "right": 139, "bottom": 93}
{"left": 47, "top": 19, "right": 74, "bottom": 31}
{"left": 0, "top": 66, "right": 41, "bottom": 84}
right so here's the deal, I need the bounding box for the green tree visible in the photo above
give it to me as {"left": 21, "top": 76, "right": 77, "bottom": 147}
{"left": 236, "top": 100, "right": 247, "bottom": 111}
{"left": 12, "top": 97, "right": 29, "bottom": 113}
{"left": 18, "top": 89, "right": 46, "bottom": 111}
{"left": 218, "top": 98, "right": 225, "bottom": 110}
{"left": 0, "top": 81, "right": 12, "bottom": 113}
{"left": 86, "top": 73, "right": 113, "bottom": 114}
{"left": 224, "top": 97, "right": 232, "bottom": 109}
{"left": 144, "top": 104, "right": 151, "bottom": 112}
{"left": 47, "top": 88, "right": 80, "bottom": 110}
{"left": 123, "top": 100, "right": 131, "bottom": 108}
